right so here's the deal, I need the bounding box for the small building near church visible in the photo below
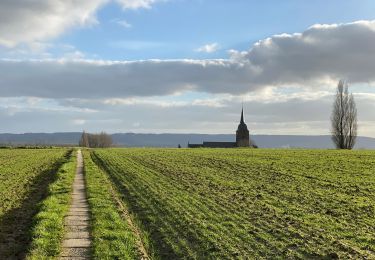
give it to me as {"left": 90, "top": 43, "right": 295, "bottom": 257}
{"left": 188, "top": 108, "right": 252, "bottom": 148}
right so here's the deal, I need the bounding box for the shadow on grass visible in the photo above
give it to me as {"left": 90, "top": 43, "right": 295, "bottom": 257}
{"left": 0, "top": 150, "right": 72, "bottom": 259}
{"left": 91, "top": 152, "right": 184, "bottom": 259}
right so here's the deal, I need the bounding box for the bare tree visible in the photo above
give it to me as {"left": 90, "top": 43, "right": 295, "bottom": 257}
{"left": 331, "top": 80, "right": 357, "bottom": 149}
{"left": 345, "top": 93, "right": 357, "bottom": 149}
{"left": 79, "top": 131, "right": 89, "bottom": 147}
{"left": 78, "top": 131, "right": 113, "bottom": 148}
{"left": 98, "top": 131, "right": 113, "bottom": 148}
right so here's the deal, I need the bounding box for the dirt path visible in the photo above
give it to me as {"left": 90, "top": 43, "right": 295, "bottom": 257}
{"left": 60, "top": 150, "right": 91, "bottom": 259}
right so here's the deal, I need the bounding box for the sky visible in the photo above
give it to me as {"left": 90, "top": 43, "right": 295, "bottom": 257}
{"left": 1, "top": 0, "right": 375, "bottom": 136}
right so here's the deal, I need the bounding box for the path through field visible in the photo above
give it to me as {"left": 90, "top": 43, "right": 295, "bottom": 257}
{"left": 60, "top": 150, "right": 91, "bottom": 259}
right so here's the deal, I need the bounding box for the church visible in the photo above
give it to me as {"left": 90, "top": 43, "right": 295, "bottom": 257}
{"left": 188, "top": 108, "right": 252, "bottom": 148}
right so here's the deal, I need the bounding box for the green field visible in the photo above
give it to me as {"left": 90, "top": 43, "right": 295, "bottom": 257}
{"left": 91, "top": 148, "right": 375, "bottom": 259}
{"left": 27, "top": 150, "right": 76, "bottom": 259}
{"left": 83, "top": 150, "right": 141, "bottom": 259}
{"left": 0, "top": 148, "right": 70, "bottom": 258}
{"left": 1, "top": 148, "right": 375, "bottom": 259}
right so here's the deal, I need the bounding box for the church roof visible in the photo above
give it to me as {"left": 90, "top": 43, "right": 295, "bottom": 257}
{"left": 188, "top": 143, "right": 204, "bottom": 148}
{"left": 203, "top": 142, "right": 237, "bottom": 148}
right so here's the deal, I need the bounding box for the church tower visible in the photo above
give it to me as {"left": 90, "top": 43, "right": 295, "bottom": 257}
{"left": 236, "top": 107, "right": 250, "bottom": 147}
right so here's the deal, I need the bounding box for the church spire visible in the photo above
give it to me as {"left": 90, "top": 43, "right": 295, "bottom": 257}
{"left": 236, "top": 104, "right": 250, "bottom": 147}
{"left": 240, "top": 105, "right": 244, "bottom": 124}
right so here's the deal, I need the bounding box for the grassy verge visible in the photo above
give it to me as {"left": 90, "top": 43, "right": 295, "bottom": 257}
{"left": 27, "top": 149, "right": 76, "bottom": 259}
{"left": 82, "top": 149, "right": 141, "bottom": 259}
{"left": 0, "top": 148, "right": 71, "bottom": 258}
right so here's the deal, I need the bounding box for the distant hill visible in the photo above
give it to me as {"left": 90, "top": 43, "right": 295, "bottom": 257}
{"left": 0, "top": 132, "right": 375, "bottom": 149}
{"left": 0, "top": 132, "right": 81, "bottom": 146}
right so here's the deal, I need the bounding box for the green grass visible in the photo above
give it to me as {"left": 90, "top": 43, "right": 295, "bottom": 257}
{"left": 83, "top": 149, "right": 141, "bottom": 259}
{"left": 27, "top": 150, "right": 76, "bottom": 259}
{"left": 92, "top": 148, "right": 375, "bottom": 259}
{"left": 0, "top": 148, "right": 70, "bottom": 258}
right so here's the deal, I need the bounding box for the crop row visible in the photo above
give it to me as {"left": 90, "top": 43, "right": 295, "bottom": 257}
{"left": 83, "top": 149, "right": 142, "bottom": 259}
{"left": 92, "top": 148, "right": 375, "bottom": 259}
{"left": 0, "top": 148, "right": 70, "bottom": 258}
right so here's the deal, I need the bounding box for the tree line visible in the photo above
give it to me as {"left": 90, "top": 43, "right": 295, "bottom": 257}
{"left": 79, "top": 131, "right": 113, "bottom": 148}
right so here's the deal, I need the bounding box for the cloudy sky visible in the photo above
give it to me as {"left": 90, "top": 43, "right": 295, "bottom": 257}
{"left": 1, "top": 0, "right": 375, "bottom": 136}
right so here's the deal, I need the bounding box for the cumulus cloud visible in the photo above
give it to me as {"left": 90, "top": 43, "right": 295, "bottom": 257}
{"left": 0, "top": 59, "right": 253, "bottom": 98}
{"left": 1, "top": 20, "right": 375, "bottom": 99}
{"left": 1, "top": 20, "right": 375, "bottom": 135}
{"left": 0, "top": 0, "right": 161, "bottom": 47}
{"left": 0, "top": 0, "right": 105, "bottom": 47}
{"left": 115, "top": 20, "right": 132, "bottom": 28}
{"left": 234, "top": 20, "right": 375, "bottom": 86}
{"left": 195, "top": 43, "right": 220, "bottom": 53}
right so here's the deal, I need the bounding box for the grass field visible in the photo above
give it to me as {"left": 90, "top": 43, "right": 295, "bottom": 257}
{"left": 0, "top": 148, "right": 70, "bottom": 258}
{"left": 1, "top": 148, "right": 374, "bottom": 259}
{"left": 91, "top": 148, "right": 375, "bottom": 259}
{"left": 27, "top": 150, "right": 76, "bottom": 259}
{"left": 83, "top": 149, "right": 142, "bottom": 259}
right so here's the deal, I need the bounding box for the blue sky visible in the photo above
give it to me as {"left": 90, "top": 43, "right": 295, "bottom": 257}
{"left": 50, "top": 0, "right": 375, "bottom": 60}
{"left": 0, "top": 0, "right": 375, "bottom": 136}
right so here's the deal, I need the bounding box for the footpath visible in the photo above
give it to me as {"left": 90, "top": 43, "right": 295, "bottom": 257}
{"left": 60, "top": 150, "right": 91, "bottom": 259}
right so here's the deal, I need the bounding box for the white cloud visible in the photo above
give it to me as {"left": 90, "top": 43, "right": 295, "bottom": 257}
{"left": 115, "top": 0, "right": 162, "bottom": 9}
{"left": 102, "top": 95, "right": 227, "bottom": 108}
{"left": 0, "top": 0, "right": 162, "bottom": 48}
{"left": 73, "top": 119, "right": 86, "bottom": 125}
{"left": 63, "top": 51, "right": 86, "bottom": 59}
{"left": 2, "top": 20, "right": 375, "bottom": 99}
{"left": 235, "top": 20, "right": 375, "bottom": 86}
{"left": 116, "top": 20, "right": 132, "bottom": 28}
{"left": 0, "top": 0, "right": 106, "bottom": 48}
{"left": 195, "top": 43, "right": 219, "bottom": 53}
{"left": 1, "top": 20, "right": 375, "bottom": 135}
